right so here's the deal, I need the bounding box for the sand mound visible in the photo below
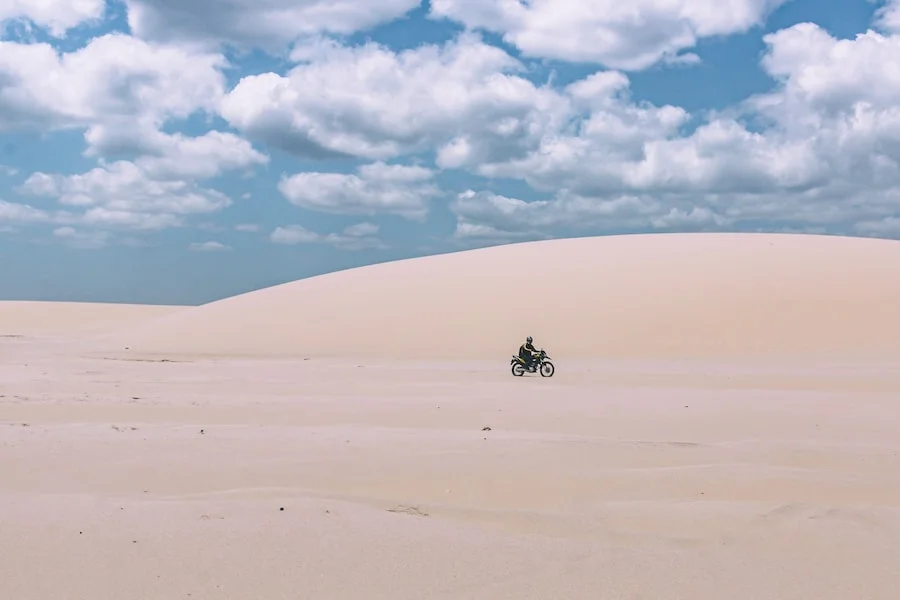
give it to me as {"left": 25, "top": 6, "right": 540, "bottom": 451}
{"left": 95, "top": 233, "right": 900, "bottom": 360}
{"left": 0, "top": 301, "right": 185, "bottom": 338}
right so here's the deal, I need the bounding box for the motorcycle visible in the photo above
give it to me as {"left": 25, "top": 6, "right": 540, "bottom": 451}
{"left": 510, "top": 349, "right": 555, "bottom": 377}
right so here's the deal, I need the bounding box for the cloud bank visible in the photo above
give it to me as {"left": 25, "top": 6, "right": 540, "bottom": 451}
{"left": 1, "top": 0, "right": 899, "bottom": 250}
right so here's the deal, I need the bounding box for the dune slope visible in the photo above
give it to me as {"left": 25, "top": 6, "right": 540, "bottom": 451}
{"left": 0, "top": 301, "right": 185, "bottom": 338}
{"left": 95, "top": 233, "right": 900, "bottom": 360}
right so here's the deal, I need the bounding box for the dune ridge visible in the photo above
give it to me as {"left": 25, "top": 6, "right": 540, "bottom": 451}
{"left": 91, "top": 232, "right": 900, "bottom": 360}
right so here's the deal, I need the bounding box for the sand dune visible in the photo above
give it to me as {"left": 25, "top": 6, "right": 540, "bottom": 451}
{"left": 3, "top": 232, "right": 900, "bottom": 599}
{"left": 0, "top": 301, "right": 184, "bottom": 338}
{"left": 96, "top": 232, "right": 900, "bottom": 360}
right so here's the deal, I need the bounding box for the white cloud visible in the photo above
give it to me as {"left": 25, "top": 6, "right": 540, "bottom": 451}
{"left": 467, "top": 69, "right": 693, "bottom": 189}
{"left": 6, "top": 3, "right": 900, "bottom": 253}
{"left": 0, "top": 200, "right": 153, "bottom": 247}
{"left": 123, "top": 0, "right": 421, "bottom": 50}
{"left": 448, "top": 21, "right": 900, "bottom": 239}
{"left": 875, "top": 0, "right": 900, "bottom": 33}
{"left": 0, "top": 33, "right": 226, "bottom": 137}
{"left": 220, "top": 33, "right": 567, "bottom": 162}
{"left": 270, "top": 222, "right": 385, "bottom": 250}
{"left": 450, "top": 189, "right": 729, "bottom": 241}
{"left": 214, "top": 19, "right": 900, "bottom": 241}
{"left": 18, "top": 165, "right": 216, "bottom": 230}
{"left": 429, "top": 0, "right": 789, "bottom": 70}
{"left": 278, "top": 162, "right": 440, "bottom": 220}
{"left": 131, "top": 130, "right": 268, "bottom": 180}
{"left": 189, "top": 240, "right": 230, "bottom": 251}
{"left": 0, "top": 26, "right": 277, "bottom": 247}
{"left": 235, "top": 223, "right": 259, "bottom": 232}
{"left": 753, "top": 23, "right": 900, "bottom": 119}
{"left": 0, "top": 0, "right": 105, "bottom": 38}
{"left": 16, "top": 130, "right": 266, "bottom": 232}
{"left": 0, "top": 199, "right": 58, "bottom": 224}
{"left": 270, "top": 225, "right": 319, "bottom": 245}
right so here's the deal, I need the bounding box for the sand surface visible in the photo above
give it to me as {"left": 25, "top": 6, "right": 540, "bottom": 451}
{"left": 94, "top": 233, "right": 900, "bottom": 360}
{"left": 3, "top": 233, "right": 900, "bottom": 599}
{"left": 0, "top": 301, "right": 184, "bottom": 337}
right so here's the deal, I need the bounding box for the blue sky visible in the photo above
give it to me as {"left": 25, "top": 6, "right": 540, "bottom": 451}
{"left": 1, "top": 0, "right": 899, "bottom": 304}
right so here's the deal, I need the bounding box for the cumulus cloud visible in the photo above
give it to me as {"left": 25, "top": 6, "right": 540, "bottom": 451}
{"left": 278, "top": 162, "right": 440, "bottom": 220}
{"left": 189, "top": 240, "right": 230, "bottom": 251}
{"left": 0, "top": 0, "right": 105, "bottom": 38}
{"left": 0, "top": 25, "right": 281, "bottom": 247}
{"left": 0, "top": 199, "right": 60, "bottom": 224}
{"left": 0, "top": 33, "right": 226, "bottom": 137}
{"left": 17, "top": 170, "right": 216, "bottom": 230}
{"left": 451, "top": 189, "right": 728, "bottom": 242}
{"left": 214, "top": 18, "right": 900, "bottom": 239}
{"left": 874, "top": 0, "right": 900, "bottom": 33}
{"left": 129, "top": 131, "right": 268, "bottom": 180}
{"left": 447, "top": 21, "right": 900, "bottom": 239}
{"left": 270, "top": 222, "right": 386, "bottom": 250}
{"left": 10, "top": 131, "right": 267, "bottom": 232}
{"left": 123, "top": 0, "right": 421, "bottom": 50}
{"left": 753, "top": 23, "right": 900, "bottom": 120}
{"left": 429, "top": 0, "right": 789, "bottom": 70}
{"left": 0, "top": 201, "right": 144, "bottom": 248}
{"left": 270, "top": 225, "right": 318, "bottom": 245}
{"left": 6, "top": 1, "right": 900, "bottom": 254}
{"left": 220, "top": 32, "right": 567, "bottom": 162}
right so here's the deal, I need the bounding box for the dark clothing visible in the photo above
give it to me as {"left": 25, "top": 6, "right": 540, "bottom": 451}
{"left": 519, "top": 342, "right": 538, "bottom": 368}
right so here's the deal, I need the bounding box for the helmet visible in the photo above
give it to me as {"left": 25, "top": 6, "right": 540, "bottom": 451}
{"left": 526, "top": 336, "right": 533, "bottom": 344}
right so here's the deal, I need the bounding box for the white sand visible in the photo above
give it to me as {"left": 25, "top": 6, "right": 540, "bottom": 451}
{"left": 93, "top": 232, "right": 900, "bottom": 360}
{"left": 2, "top": 232, "right": 900, "bottom": 599}
{"left": 0, "top": 301, "right": 184, "bottom": 337}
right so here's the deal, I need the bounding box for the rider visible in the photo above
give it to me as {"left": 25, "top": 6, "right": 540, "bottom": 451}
{"left": 518, "top": 336, "right": 539, "bottom": 370}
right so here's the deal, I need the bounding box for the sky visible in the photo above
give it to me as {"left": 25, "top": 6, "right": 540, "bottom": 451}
{"left": 1, "top": 0, "right": 899, "bottom": 305}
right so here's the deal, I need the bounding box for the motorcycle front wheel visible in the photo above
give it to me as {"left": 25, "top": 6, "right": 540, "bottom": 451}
{"left": 539, "top": 361, "right": 555, "bottom": 377}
